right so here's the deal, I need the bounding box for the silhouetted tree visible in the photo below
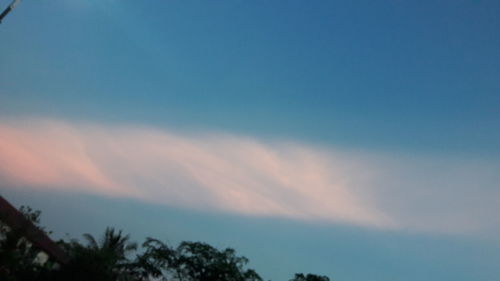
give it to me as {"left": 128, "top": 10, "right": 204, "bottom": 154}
{"left": 58, "top": 227, "right": 138, "bottom": 281}
{"left": 136, "top": 238, "right": 262, "bottom": 281}
{"left": 290, "top": 273, "right": 330, "bottom": 281}
{"left": 1, "top": 204, "right": 332, "bottom": 281}
{"left": 0, "top": 206, "right": 55, "bottom": 281}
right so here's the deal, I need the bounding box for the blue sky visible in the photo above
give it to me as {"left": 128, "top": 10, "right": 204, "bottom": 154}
{"left": 1, "top": 1, "right": 500, "bottom": 280}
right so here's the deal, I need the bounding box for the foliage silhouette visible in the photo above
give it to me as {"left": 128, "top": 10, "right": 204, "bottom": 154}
{"left": 136, "top": 238, "right": 263, "bottom": 281}
{"left": 289, "top": 273, "right": 330, "bottom": 281}
{"left": 57, "top": 227, "right": 138, "bottom": 281}
{"left": 0, "top": 206, "right": 55, "bottom": 281}
{"left": 0, "top": 206, "right": 332, "bottom": 281}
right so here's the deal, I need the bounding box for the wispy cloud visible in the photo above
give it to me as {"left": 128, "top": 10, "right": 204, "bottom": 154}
{"left": 1, "top": 118, "right": 499, "bottom": 234}
{"left": 0, "top": 119, "right": 392, "bottom": 228}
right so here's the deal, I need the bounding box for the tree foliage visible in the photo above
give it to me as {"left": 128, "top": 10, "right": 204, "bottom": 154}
{"left": 136, "top": 238, "right": 262, "bottom": 281}
{"left": 0, "top": 206, "right": 331, "bottom": 281}
{"left": 0, "top": 206, "right": 55, "bottom": 281}
{"left": 57, "top": 227, "right": 138, "bottom": 281}
{"left": 289, "top": 273, "right": 330, "bottom": 281}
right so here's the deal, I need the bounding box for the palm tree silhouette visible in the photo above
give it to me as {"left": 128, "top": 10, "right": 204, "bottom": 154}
{"left": 83, "top": 227, "right": 137, "bottom": 265}
{"left": 61, "top": 227, "right": 138, "bottom": 281}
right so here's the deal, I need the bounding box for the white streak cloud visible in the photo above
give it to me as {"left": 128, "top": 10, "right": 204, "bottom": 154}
{"left": 0, "top": 119, "right": 392, "bottom": 228}
{"left": 1, "top": 118, "right": 499, "bottom": 235}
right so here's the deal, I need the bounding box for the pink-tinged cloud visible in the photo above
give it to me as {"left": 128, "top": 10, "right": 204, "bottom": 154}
{"left": 2, "top": 119, "right": 500, "bottom": 235}
{"left": 0, "top": 119, "right": 393, "bottom": 228}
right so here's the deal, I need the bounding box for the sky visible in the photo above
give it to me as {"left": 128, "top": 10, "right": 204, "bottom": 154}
{"left": 1, "top": 0, "right": 500, "bottom": 280}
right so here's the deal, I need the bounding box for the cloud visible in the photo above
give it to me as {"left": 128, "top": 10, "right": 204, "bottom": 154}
{"left": 1, "top": 118, "right": 499, "bottom": 235}
{"left": 370, "top": 155, "right": 500, "bottom": 235}
{"left": 0, "top": 119, "right": 393, "bottom": 228}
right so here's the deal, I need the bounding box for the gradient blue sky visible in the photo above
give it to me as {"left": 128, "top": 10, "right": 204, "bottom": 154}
{"left": 1, "top": 1, "right": 500, "bottom": 280}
